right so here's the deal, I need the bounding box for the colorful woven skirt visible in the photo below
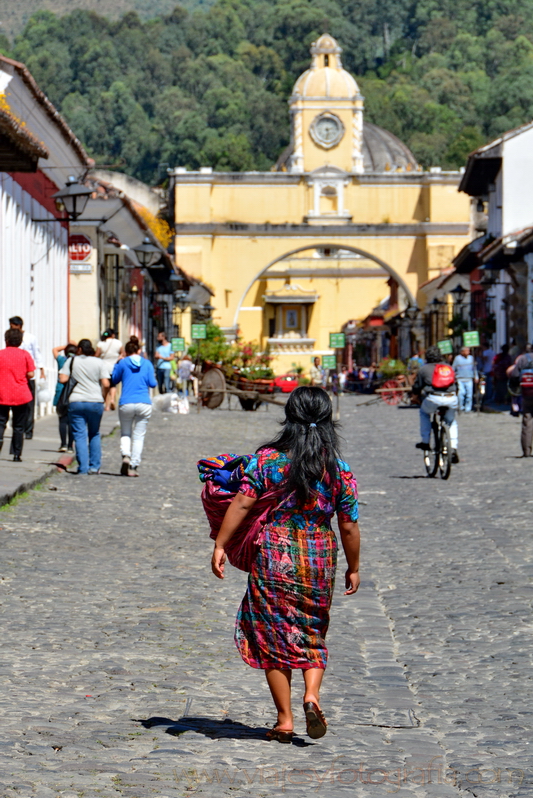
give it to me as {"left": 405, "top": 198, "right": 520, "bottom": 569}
{"left": 235, "top": 523, "right": 338, "bottom": 670}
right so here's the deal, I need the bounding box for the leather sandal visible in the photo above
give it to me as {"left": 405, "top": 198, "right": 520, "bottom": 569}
{"left": 303, "top": 701, "right": 327, "bottom": 739}
{"left": 266, "top": 725, "right": 293, "bottom": 744}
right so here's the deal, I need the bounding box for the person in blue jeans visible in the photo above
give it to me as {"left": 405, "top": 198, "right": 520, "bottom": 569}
{"left": 59, "top": 339, "right": 109, "bottom": 474}
{"left": 452, "top": 346, "right": 478, "bottom": 412}
{"left": 155, "top": 331, "right": 173, "bottom": 393}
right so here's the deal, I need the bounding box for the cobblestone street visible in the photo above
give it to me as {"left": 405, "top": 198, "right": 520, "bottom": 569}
{"left": 1, "top": 399, "right": 532, "bottom": 798}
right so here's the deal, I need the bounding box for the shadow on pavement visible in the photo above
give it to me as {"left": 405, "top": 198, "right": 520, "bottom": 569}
{"left": 135, "top": 716, "right": 312, "bottom": 746}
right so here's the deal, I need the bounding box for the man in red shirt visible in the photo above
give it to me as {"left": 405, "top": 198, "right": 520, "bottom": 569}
{"left": 0, "top": 329, "right": 35, "bottom": 461}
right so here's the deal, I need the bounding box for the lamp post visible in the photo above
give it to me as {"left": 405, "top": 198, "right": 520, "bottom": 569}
{"left": 450, "top": 284, "right": 467, "bottom": 319}
{"left": 52, "top": 176, "right": 92, "bottom": 221}
{"left": 430, "top": 297, "right": 443, "bottom": 345}
{"left": 133, "top": 236, "right": 161, "bottom": 269}
{"left": 173, "top": 289, "right": 190, "bottom": 338}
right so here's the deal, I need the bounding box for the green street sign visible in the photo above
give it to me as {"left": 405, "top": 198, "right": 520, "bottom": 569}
{"left": 437, "top": 339, "right": 453, "bottom": 355}
{"left": 463, "top": 330, "right": 480, "bottom": 347}
{"left": 329, "top": 332, "right": 346, "bottom": 349}
{"left": 322, "top": 355, "right": 337, "bottom": 369}
{"left": 191, "top": 323, "right": 207, "bottom": 340}
{"left": 171, "top": 337, "right": 185, "bottom": 352}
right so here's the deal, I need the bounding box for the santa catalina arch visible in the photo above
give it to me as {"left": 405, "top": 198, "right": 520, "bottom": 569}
{"left": 170, "top": 34, "right": 471, "bottom": 372}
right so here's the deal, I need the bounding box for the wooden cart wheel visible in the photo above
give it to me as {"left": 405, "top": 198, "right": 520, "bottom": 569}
{"left": 381, "top": 379, "right": 403, "bottom": 405}
{"left": 199, "top": 368, "right": 226, "bottom": 409}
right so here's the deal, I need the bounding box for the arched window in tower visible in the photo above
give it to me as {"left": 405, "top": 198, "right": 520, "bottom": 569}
{"left": 320, "top": 185, "right": 338, "bottom": 215}
{"left": 324, "top": 54, "right": 329, "bottom": 66}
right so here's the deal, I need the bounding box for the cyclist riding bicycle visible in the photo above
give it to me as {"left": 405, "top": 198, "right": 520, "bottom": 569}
{"left": 412, "top": 345, "right": 460, "bottom": 463}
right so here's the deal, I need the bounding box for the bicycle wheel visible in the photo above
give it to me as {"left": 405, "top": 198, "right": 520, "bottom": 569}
{"left": 424, "top": 420, "right": 439, "bottom": 477}
{"left": 438, "top": 423, "right": 452, "bottom": 480}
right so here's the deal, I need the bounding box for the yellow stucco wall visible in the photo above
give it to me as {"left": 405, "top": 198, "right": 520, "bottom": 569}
{"left": 69, "top": 227, "right": 99, "bottom": 344}
{"left": 175, "top": 178, "right": 471, "bottom": 227}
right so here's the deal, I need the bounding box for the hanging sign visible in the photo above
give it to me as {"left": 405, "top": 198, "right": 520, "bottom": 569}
{"left": 463, "top": 331, "right": 480, "bottom": 347}
{"left": 329, "top": 332, "right": 346, "bottom": 348}
{"left": 322, "top": 355, "right": 337, "bottom": 369}
{"left": 69, "top": 234, "right": 92, "bottom": 273}
{"left": 437, "top": 339, "right": 453, "bottom": 354}
{"left": 191, "top": 323, "right": 207, "bottom": 339}
{"left": 171, "top": 337, "right": 185, "bottom": 353}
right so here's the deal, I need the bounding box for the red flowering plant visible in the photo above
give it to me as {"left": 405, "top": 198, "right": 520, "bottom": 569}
{"left": 231, "top": 339, "right": 274, "bottom": 380}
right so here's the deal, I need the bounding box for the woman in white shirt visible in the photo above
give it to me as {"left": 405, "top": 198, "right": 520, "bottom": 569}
{"left": 95, "top": 328, "right": 123, "bottom": 411}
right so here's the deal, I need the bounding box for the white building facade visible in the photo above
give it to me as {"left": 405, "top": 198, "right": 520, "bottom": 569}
{"left": 0, "top": 55, "right": 91, "bottom": 403}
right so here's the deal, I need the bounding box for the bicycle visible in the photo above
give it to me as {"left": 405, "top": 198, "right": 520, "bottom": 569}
{"left": 423, "top": 407, "right": 453, "bottom": 480}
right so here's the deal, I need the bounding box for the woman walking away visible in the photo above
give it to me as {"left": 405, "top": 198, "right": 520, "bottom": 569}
{"left": 95, "top": 328, "right": 123, "bottom": 410}
{"left": 52, "top": 343, "right": 76, "bottom": 452}
{"left": 211, "top": 386, "right": 360, "bottom": 742}
{"left": 59, "top": 340, "right": 109, "bottom": 474}
{"left": 111, "top": 338, "right": 157, "bottom": 477}
{"left": 0, "top": 328, "right": 35, "bottom": 461}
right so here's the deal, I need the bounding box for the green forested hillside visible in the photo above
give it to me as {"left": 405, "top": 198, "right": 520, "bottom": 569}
{"left": 0, "top": 0, "right": 214, "bottom": 41}
{"left": 3, "top": 0, "right": 533, "bottom": 182}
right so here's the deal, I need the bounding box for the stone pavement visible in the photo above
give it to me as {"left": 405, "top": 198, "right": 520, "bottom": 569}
{"left": 0, "top": 398, "right": 531, "bottom": 798}
{"left": 0, "top": 411, "right": 118, "bottom": 506}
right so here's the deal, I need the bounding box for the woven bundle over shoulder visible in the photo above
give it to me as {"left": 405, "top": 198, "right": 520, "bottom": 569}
{"left": 197, "top": 453, "right": 283, "bottom": 572}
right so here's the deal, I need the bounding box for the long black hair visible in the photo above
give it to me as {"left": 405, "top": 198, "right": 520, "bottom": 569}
{"left": 259, "top": 386, "right": 341, "bottom": 503}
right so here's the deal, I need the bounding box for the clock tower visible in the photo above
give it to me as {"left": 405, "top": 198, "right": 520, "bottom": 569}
{"left": 288, "top": 34, "right": 364, "bottom": 174}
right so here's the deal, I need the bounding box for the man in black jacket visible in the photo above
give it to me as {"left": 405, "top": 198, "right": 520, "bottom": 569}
{"left": 412, "top": 345, "right": 459, "bottom": 463}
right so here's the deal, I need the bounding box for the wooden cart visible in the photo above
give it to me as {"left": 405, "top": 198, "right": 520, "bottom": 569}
{"left": 199, "top": 365, "right": 284, "bottom": 410}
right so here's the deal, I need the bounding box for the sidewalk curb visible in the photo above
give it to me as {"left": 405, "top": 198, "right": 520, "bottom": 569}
{"left": 0, "top": 420, "right": 119, "bottom": 508}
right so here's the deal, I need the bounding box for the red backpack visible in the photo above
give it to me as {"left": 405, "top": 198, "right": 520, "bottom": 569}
{"left": 432, "top": 363, "right": 455, "bottom": 389}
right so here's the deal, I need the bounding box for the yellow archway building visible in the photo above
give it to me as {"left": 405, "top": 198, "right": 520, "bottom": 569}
{"left": 171, "top": 34, "right": 471, "bottom": 373}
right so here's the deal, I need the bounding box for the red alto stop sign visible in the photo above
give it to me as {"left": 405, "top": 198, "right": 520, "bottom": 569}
{"left": 69, "top": 234, "right": 92, "bottom": 262}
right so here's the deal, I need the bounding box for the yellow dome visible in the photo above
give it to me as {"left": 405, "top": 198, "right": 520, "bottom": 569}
{"left": 292, "top": 34, "right": 360, "bottom": 99}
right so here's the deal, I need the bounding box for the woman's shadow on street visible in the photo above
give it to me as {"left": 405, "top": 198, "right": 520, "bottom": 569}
{"left": 134, "top": 716, "right": 312, "bottom": 746}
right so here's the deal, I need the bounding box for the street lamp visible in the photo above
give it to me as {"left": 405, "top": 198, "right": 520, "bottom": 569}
{"left": 450, "top": 284, "right": 467, "bottom": 304}
{"left": 133, "top": 236, "right": 161, "bottom": 268}
{"left": 52, "top": 176, "right": 92, "bottom": 221}
{"left": 174, "top": 290, "right": 190, "bottom": 311}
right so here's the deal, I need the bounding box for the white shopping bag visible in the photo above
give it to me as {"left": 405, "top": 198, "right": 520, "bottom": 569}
{"left": 177, "top": 396, "right": 189, "bottom": 414}
{"left": 37, "top": 378, "right": 52, "bottom": 405}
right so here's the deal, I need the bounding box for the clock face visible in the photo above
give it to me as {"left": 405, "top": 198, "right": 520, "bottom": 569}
{"left": 310, "top": 113, "right": 344, "bottom": 149}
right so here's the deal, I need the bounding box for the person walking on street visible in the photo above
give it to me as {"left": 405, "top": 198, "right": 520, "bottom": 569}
{"left": 95, "top": 329, "right": 123, "bottom": 411}
{"left": 211, "top": 387, "right": 360, "bottom": 742}
{"left": 453, "top": 346, "right": 478, "bottom": 412}
{"left": 479, "top": 342, "right": 495, "bottom": 402}
{"left": 8, "top": 316, "right": 45, "bottom": 440}
{"left": 507, "top": 343, "right": 533, "bottom": 457}
{"left": 111, "top": 339, "right": 157, "bottom": 477}
{"left": 59, "top": 340, "right": 109, "bottom": 474}
{"left": 52, "top": 343, "right": 76, "bottom": 452}
{"left": 413, "top": 345, "right": 460, "bottom": 462}
{"left": 493, "top": 344, "right": 512, "bottom": 404}
{"left": 0, "top": 328, "right": 35, "bottom": 461}
{"left": 178, "top": 354, "right": 195, "bottom": 396}
{"left": 155, "top": 331, "right": 173, "bottom": 394}
{"left": 309, "top": 356, "right": 324, "bottom": 387}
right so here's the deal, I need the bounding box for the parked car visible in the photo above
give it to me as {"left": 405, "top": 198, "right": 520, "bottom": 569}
{"left": 273, "top": 373, "right": 299, "bottom": 393}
